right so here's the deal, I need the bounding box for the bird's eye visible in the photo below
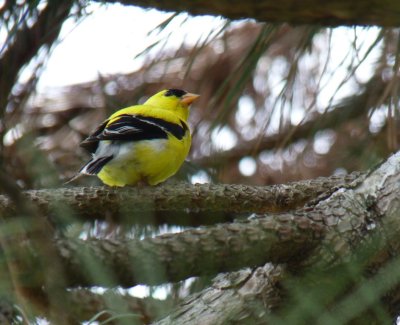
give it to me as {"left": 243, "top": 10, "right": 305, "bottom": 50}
{"left": 165, "top": 89, "right": 187, "bottom": 98}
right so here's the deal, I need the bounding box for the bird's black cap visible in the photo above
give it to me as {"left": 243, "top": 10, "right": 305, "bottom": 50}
{"left": 165, "top": 89, "right": 187, "bottom": 98}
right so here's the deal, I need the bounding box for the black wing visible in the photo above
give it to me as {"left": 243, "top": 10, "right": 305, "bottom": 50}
{"left": 80, "top": 114, "right": 188, "bottom": 153}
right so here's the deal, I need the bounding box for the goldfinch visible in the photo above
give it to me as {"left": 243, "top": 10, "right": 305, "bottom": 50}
{"left": 76, "top": 89, "right": 199, "bottom": 186}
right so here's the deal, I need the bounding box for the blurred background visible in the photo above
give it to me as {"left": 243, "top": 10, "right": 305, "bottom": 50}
{"left": 2, "top": 1, "right": 398, "bottom": 190}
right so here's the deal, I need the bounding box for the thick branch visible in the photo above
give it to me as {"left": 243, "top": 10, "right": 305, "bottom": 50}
{"left": 155, "top": 264, "right": 285, "bottom": 325}
{"left": 97, "top": 0, "right": 400, "bottom": 27}
{"left": 52, "top": 151, "right": 400, "bottom": 291}
{"left": 4, "top": 152, "right": 400, "bottom": 322}
{"left": 0, "top": 172, "right": 363, "bottom": 226}
{"left": 55, "top": 213, "right": 323, "bottom": 287}
{"left": 153, "top": 152, "right": 400, "bottom": 324}
{"left": 301, "top": 152, "right": 400, "bottom": 269}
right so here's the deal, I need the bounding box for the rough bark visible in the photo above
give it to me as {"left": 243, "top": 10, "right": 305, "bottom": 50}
{"left": 302, "top": 152, "right": 400, "bottom": 269}
{"left": 152, "top": 152, "right": 400, "bottom": 324}
{"left": 154, "top": 264, "right": 285, "bottom": 325}
{"left": 3, "top": 152, "right": 400, "bottom": 322}
{"left": 97, "top": 0, "right": 400, "bottom": 26}
{"left": 0, "top": 172, "right": 363, "bottom": 226}
{"left": 55, "top": 212, "right": 323, "bottom": 287}
{"left": 43, "top": 152, "right": 400, "bottom": 291}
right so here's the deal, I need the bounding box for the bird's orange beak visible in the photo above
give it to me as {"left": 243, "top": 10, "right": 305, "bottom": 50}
{"left": 180, "top": 93, "right": 200, "bottom": 105}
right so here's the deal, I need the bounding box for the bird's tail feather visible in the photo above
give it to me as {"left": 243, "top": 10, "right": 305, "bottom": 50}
{"left": 65, "top": 156, "right": 113, "bottom": 185}
{"left": 80, "top": 155, "right": 114, "bottom": 175}
{"left": 64, "top": 173, "right": 84, "bottom": 185}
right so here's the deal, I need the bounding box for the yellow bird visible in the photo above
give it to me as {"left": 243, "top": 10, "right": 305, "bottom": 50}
{"left": 76, "top": 89, "right": 199, "bottom": 186}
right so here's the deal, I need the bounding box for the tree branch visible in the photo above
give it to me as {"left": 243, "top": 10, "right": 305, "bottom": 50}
{"left": 152, "top": 152, "right": 400, "bottom": 324}
{"left": 4, "top": 151, "right": 400, "bottom": 321}
{"left": 155, "top": 264, "right": 285, "bottom": 325}
{"left": 0, "top": 172, "right": 363, "bottom": 226}
{"left": 50, "top": 151, "right": 400, "bottom": 291}
{"left": 96, "top": 0, "right": 400, "bottom": 27}
{"left": 55, "top": 212, "right": 323, "bottom": 287}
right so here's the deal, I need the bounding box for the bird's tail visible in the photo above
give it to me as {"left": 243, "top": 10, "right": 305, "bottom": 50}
{"left": 65, "top": 155, "right": 114, "bottom": 185}
{"left": 64, "top": 173, "right": 84, "bottom": 185}
{"left": 80, "top": 155, "right": 114, "bottom": 175}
